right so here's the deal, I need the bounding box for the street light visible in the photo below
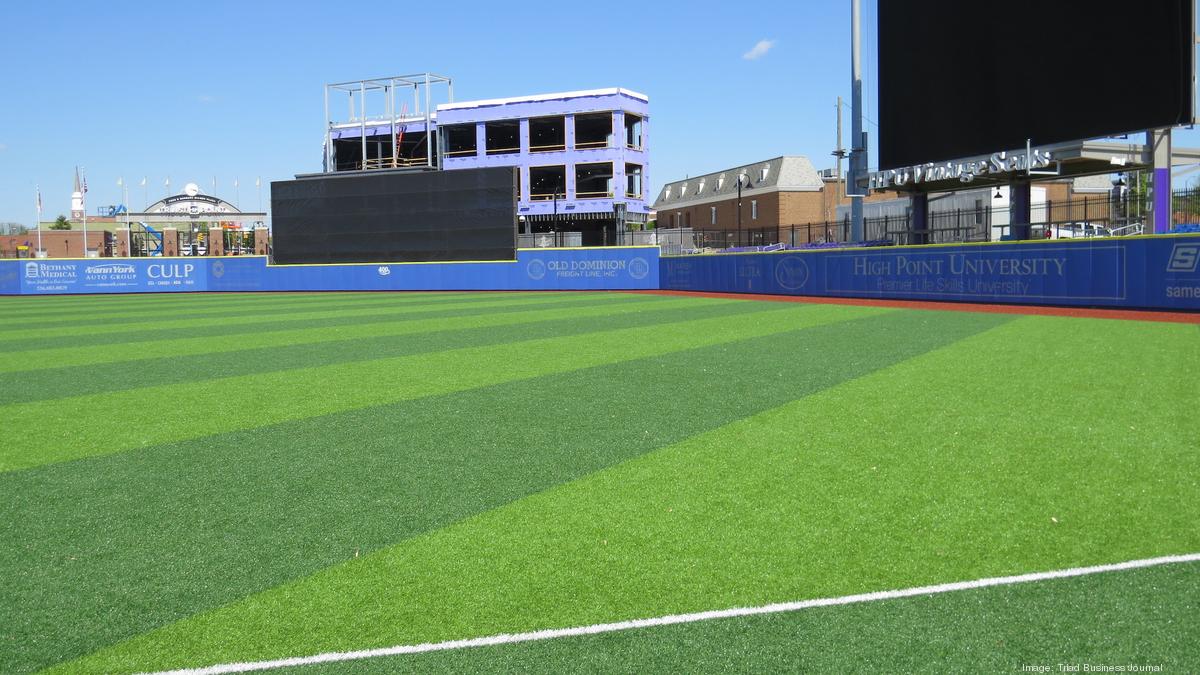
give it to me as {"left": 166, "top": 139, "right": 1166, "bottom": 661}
{"left": 736, "top": 172, "right": 748, "bottom": 248}
{"left": 552, "top": 179, "right": 562, "bottom": 247}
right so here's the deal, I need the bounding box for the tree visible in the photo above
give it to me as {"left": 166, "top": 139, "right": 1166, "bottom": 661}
{"left": 50, "top": 215, "right": 71, "bottom": 230}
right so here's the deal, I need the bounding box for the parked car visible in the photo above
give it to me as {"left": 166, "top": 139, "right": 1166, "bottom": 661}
{"left": 1039, "top": 223, "right": 1112, "bottom": 239}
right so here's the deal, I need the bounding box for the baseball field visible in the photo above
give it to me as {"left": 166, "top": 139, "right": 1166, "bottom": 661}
{"left": 1, "top": 290, "right": 1197, "bottom": 673}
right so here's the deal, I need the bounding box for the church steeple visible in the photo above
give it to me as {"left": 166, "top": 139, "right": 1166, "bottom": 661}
{"left": 71, "top": 167, "right": 84, "bottom": 220}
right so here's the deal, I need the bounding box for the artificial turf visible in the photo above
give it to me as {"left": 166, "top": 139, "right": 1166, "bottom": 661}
{"left": 0, "top": 291, "right": 1195, "bottom": 674}
{"left": 284, "top": 560, "right": 1200, "bottom": 673}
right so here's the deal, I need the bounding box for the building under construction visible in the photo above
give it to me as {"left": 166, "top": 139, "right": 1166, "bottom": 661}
{"left": 320, "top": 75, "right": 650, "bottom": 247}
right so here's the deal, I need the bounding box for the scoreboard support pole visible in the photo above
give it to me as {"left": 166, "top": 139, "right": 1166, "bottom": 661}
{"left": 1009, "top": 180, "right": 1032, "bottom": 240}
{"left": 1149, "top": 128, "right": 1172, "bottom": 234}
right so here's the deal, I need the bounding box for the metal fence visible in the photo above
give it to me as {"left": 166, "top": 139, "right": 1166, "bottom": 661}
{"left": 648, "top": 192, "right": 1170, "bottom": 254}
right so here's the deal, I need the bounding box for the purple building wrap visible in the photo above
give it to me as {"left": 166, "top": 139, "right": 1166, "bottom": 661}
{"left": 330, "top": 87, "right": 650, "bottom": 245}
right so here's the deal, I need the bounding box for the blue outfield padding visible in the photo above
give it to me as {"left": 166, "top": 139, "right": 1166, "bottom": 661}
{"left": 662, "top": 235, "right": 1200, "bottom": 312}
{"left": 1, "top": 247, "right": 659, "bottom": 295}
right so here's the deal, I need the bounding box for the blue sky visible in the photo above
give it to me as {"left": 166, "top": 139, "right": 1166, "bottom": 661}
{"left": 0, "top": 0, "right": 1195, "bottom": 227}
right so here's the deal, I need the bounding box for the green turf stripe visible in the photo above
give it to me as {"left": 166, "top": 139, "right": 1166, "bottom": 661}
{"left": 0, "top": 302, "right": 881, "bottom": 473}
{"left": 0, "top": 292, "right": 636, "bottom": 350}
{"left": 0, "top": 291, "right": 471, "bottom": 321}
{"left": 0, "top": 290, "right": 633, "bottom": 341}
{"left": 61, "top": 314, "right": 1198, "bottom": 673}
{"left": 283, "top": 561, "right": 1200, "bottom": 673}
{"left": 0, "top": 295, "right": 696, "bottom": 374}
{"left": 0, "top": 292, "right": 491, "bottom": 328}
{"left": 0, "top": 297, "right": 759, "bottom": 404}
{"left": 4, "top": 307, "right": 989, "bottom": 674}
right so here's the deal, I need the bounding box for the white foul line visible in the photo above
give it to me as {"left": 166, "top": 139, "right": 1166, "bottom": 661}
{"left": 148, "top": 552, "right": 1200, "bottom": 675}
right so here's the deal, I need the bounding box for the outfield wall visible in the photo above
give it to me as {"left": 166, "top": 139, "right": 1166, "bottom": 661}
{"left": 5, "top": 237, "right": 1199, "bottom": 312}
{"left": 661, "top": 235, "right": 1200, "bottom": 311}
{"left": 0, "top": 247, "right": 659, "bottom": 295}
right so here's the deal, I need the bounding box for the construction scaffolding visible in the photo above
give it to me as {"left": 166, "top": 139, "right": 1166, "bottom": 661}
{"left": 324, "top": 73, "right": 454, "bottom": 173}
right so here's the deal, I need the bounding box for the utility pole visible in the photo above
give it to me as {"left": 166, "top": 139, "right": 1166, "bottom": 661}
{"left": 849, "top": 0, "right": 865, "bottom": 242}
{"left": 832, "top": 97, "right": 847, "bottom": 224}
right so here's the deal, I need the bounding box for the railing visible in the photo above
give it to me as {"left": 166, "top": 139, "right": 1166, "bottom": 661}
{"left": 486, "top": 146, "right": 520, "bottom": 155}
{"left": 529, "top": 192, "right": 562, "bottom": 202}
{"left": 529, "top": 143, "right": 566, "bottom": 153}
{"left": 361, "top": 157, "right": 429, "bottom": 169}
{"left": 574, "top": 140, "right": 610, "bottom": 150}
{"left": 576, "top": 191, "right": 613, "bottom": 199}
{"left": 444, "top": 149, "right": 477, "bottom": 157}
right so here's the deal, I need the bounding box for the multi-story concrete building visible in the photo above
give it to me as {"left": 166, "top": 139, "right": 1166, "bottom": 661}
{"left": 325, "top": 78, "right": 649, "bottom": 247}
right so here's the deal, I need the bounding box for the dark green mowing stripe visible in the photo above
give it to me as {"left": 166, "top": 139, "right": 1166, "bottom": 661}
{"left": 0, "top": 299, "right": 770, "bottom": 406}
{"left": 0, "top": 309, "right": 1010, "bottom": 673}
{"left": 283, "top": 560, "right": 1200, "bottom": 674}
{"left": 0, "top": 294, "right": 657, "bottom": 353}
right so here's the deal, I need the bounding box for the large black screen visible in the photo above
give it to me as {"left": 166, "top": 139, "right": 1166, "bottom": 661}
{"left": 878, "top": 0, "right": 1194, "bottom": 170}
{"left": 271, "top": 168, "right": 517, "bottom": 264}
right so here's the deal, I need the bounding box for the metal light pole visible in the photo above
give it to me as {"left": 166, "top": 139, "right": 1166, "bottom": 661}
{"left": 849, "top": 0, "right": 865, "bottom": 242}
{"left": 81, "top": 168, "right": 88, "bottom": 258}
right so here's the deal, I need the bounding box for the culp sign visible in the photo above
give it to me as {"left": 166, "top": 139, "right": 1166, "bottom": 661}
{"left": 147, "top": 263, "right": 196, "bottom": 279}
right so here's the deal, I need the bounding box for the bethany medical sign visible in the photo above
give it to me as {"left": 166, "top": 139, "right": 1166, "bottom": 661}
{"left": 869, "top": 148, "right": 1055, "bottom": 189}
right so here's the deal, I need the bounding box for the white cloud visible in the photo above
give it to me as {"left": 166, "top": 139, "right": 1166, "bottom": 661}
{"left": 743, "top": 39, "right": 776, "bottom": 61}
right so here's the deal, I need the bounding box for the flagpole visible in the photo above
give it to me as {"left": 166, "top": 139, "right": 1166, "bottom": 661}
{"left": 82, "top": 169, "right": 88, "bottom": 259}
{"left": 35, "top": 186, "right": 42, "bottom": 257}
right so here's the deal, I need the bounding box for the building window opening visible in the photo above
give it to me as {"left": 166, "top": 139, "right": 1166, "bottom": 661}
{"left": 444, "top": 124, "right": 477, "bottom": 157}
{"left": 485, "top": 120, "right": 520, "bottom": 155}
{"left": 624, "top": 113, "right": 643, "bottom": 149}
{"left": 529, "top": 165, "right": 566, "bottom": 201}
{"left": 575, "top": 162, "right": 613, "bottom": 199}
{"left": 529, "top": 116, "right": 565, "bottom": 152}
{"left": 625, "top": 163, "right": 643, "bottom": 198}
{"left": 710, "top": 206, "right": 717, "bottom": 225}
{"left": 395, "top": 129, "right": 433, "bottom": 167}
{"left": 575, "top": 112, "right": 613, "bottom": 149}
{"left": 751, "top": 199, "right": 758, "bottom": 220}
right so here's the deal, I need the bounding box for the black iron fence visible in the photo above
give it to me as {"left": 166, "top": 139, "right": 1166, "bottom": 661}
{"left": 640, "top": 192, "right": 1178, "bottom": 254}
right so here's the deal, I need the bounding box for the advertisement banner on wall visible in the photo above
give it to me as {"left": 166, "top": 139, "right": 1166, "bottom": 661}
{"left": 19, "top": 259, "right": 207, "bottom": 294}
{"left": 2, "top": 247, "right": 660, "bottom": 296}
{"left": 662, "top": 236, "right": 1200, "bottom": 312}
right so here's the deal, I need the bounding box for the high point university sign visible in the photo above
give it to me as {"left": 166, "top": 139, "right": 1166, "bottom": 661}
{"left": 869, "top": 148, "right": 1055, "bottom": 189}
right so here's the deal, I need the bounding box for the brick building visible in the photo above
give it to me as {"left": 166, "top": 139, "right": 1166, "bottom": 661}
{"left": 0, "top": 230, "right": 111, "bottom": 259}
{"left": 652, "top": 156, "right": 894, "bottom": 244}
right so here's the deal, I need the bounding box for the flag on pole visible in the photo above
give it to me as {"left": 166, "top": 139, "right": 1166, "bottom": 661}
{"left": 36, "top": 186, "right": 42, "bottom": 215}
{"left": 117, "top": 177, "right": 123, "bottom": 187}
{"left": 234, "top": 178, "right": 239, "bottom": 189}
{"left": 140, "top": 177, "right": 146, "bottom": 187}
{"left": 255, "top": 177, "right": 261, "bottom": 188}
